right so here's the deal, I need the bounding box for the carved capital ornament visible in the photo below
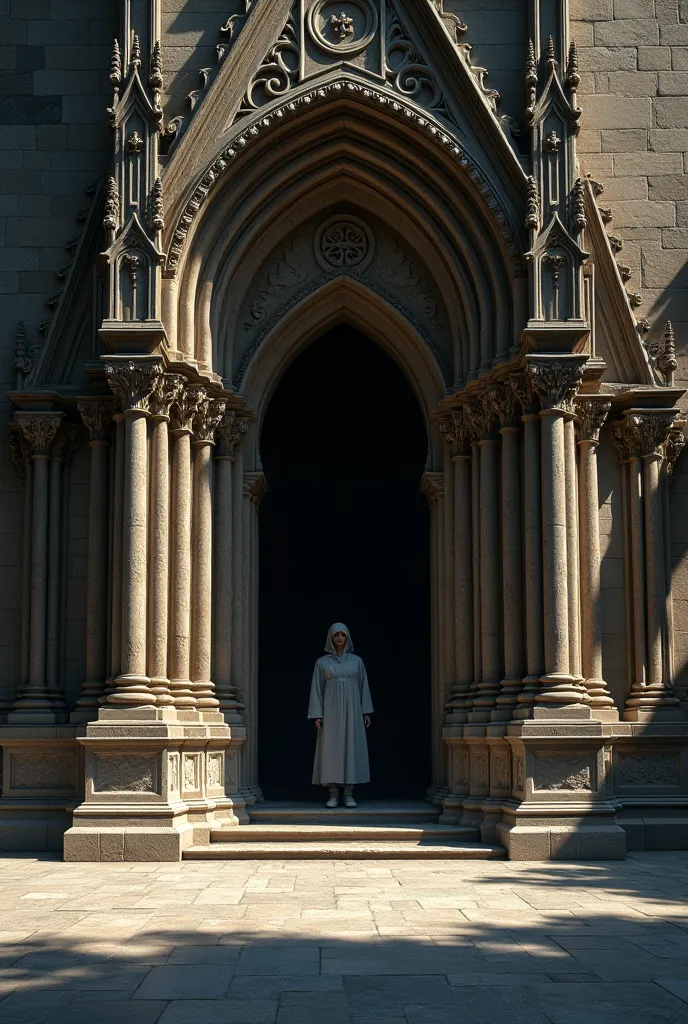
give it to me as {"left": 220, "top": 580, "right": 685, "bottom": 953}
{"left": 77, "top": 397, "right": 118, "bottom": 441}
{"left": 215, "top": 412, "right": 250, "bottom": 460}
{"left": 574, "top": 397, "right": 611, "bottom": 444}
{"left": 15, "top": 412, "right": 64, "bottom": 458}
{"left": 526, "top": 356, "right": 586, "bottom": 412}
{"left": 612, "top": 410, "right": 679, "bottom": 461}
{"left": 104, "top": 360, "right": 162, "bottom": 414}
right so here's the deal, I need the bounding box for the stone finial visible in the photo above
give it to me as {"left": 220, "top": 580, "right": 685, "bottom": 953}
{"left": 215, "top": 412, "right": 250, "bottom": 460}
{"left": 110, "top": 38, "right": 121, "bottom": 88}
{"left": 103, "top": 176, "right": 120, "bottom": 234}
{"left": 526, "top": 356, "right": 586, "bottom": 412}
{"left": 77, "top": 397, "right": 118, "bottom": 441}
{"left": 170, "top": 385, "right": 206, "bottom": 433}
{"left": 194, "top": 398, "right": 226, "bottom": 443}
{"left": 15, "top": 412, "right": 64, "bottom": 458}
{"left": 612, "top": 410, "right": 679, "bottom": 461}
{"left": 525, "top": 175, "right": 539, "bottom": 231}
{"left": 657, "top": 321, "right": 678, "bottom": 387}
{"left": 151, "top": 177, "right": 164, "bottom": 232}
{"left": 149, "top": 373, "right": 185, "bottom": 420}
{"left": 666, "top": 424, "right": 686, "bottom": 485}
{"left": 150, "top": 40, "right": 163, "bottom": 90}
{"left": 525, "top": 38, "right": 537, "bottom": 87}
{"left": 104, "top": 359, "right": 162, "bottom": 413}
{"left": 574, "top": 397, "right": 611, "bottom": 444}
{"left": 420, "top": 471, "right": 444, "bottom": 505}
{"left": 566, "top": 40, "right": 579, "bottom": 88}
{"left": 130, "top": 33, "right": 141, "bottom": 70}
{"left": 544, "top": 34, "right": 556, "bottom": 68}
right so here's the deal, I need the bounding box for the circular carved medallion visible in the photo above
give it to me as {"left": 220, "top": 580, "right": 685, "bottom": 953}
{"left": 307, "top": 0, "right": 378, "bottom": 57}
{"left": 315, "top": 216, "right": 374, "bottom": 271}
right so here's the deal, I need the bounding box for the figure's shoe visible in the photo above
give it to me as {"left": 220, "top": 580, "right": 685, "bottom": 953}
{"left": 343, "top": 787, "right": 356, "bottom": 808}
{"left": 326, "top": 786, "right": 339, "bottom": 808}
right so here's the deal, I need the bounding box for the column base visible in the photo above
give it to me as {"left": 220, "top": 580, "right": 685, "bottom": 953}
{"left": 63, "top": 705, "right": 247, "bottom": 861}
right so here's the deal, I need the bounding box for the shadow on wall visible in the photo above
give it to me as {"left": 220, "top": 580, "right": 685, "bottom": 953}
{"left": 0, "top": 853, "right": 688, "bottom": 1021}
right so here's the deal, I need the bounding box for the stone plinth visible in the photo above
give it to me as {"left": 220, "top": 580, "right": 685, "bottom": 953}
{"left": 63, "top": 707, "right": 247, "bottom": 862}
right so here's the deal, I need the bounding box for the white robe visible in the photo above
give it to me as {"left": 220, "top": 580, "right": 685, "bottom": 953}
{"left": 308, "top": 646, "right": 373, "bottom": 786}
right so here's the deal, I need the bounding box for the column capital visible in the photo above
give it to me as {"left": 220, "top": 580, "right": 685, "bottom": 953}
{"left": 508, "top": 370, "right": 535, "bottom": 415}
{"left": 462, "top": 396, "right": 492, "bottom": 441}
{"left": 486, "top": 380, "right": 518, "bottom": 429}
{"left": 525, "top": 354, "right": 587, "bottom": 412}
{"left": 193, "top": 397, "right": 226, "bottom": 444}
{"left": 51, "top": 422, "right": 80, "bottom": 463}
{"left": 77, "top": 397, "right": 119, "bottom": 441}
{"left": 611, "top": 408, "right": 679, "bottom": 461}
{"left": 666, "top": 423, "right": 686, "bottom": 485}
{"left": 574, "top": 396, "right": 611, "bottom": 444}
{"left": 15, "top": 411, "right": 64, "bottom": 458}
{"left": 104, "top": 358, "right": 162, "bottom": 414}
{"left": 438, "top": 409, "right": 470, "bottom": 458}
{"left": 149, "top": 373, "right": 185, "bottom": 421}
{"left": 215, "top": 411, "right": 250, "bottom": 460}
{"left": 170, "top": 384, "right": 206, "bottom": 435}
{"left": 243, "top": 471, "right": 268, "bottom": 506}
{"left": 420, "top": 471, "right": 444, "bottom": 505}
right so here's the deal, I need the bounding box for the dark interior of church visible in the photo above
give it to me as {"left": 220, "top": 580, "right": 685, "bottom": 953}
{"left": 258, "top": 326, "right": 431, "bottom": 799}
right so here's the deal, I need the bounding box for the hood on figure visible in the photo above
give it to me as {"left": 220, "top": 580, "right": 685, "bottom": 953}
{"left": 324, "top": 622, "right": 354, "bottom": 655}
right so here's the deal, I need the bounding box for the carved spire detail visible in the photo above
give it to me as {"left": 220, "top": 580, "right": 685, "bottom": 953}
{"left": 525, "top": 175, "right": 539, "bottom": 231}
{"left": 110, "top": 38, "right": 122, "bottom": 89}
{"left": 544, "top": 34, "right": 556, "bottom": 69}
{"left": 566, "top": 40, "right": 580, "bottom": 88}
{"left": 130, "top": 33, "right": 141, "bottom": 70}
{"left": 657, "top": 321, "right": 678, "bottom": 386}
{"left": 525, "top": 38, "right": 537, "bottom": 87}
{"left": 150, "top": 40, "right": 163, "bottom": 90}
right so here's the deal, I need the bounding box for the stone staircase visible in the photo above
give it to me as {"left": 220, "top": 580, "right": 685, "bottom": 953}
{"left": 183, "top": 801, "right": 507, "bottom": 859}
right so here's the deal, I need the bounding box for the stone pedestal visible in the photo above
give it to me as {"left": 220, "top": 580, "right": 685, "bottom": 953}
{"left": 63, "top": 707, "right": 247, "bottom": 862}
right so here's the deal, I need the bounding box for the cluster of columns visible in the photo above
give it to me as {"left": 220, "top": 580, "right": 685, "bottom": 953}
{"left": 6, "top": 412, "right": 78, "bottom": 723}
{"left": 73, "top": 359, "right": 232, "bottom": 715}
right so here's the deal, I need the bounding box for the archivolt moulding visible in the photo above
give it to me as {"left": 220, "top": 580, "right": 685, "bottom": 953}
{"left": 165, "top": 78, "right": 522, "bottom": 275}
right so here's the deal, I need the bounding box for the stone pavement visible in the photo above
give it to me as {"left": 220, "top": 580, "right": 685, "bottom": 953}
{"left": 1, "top": 853, "right": 688, "bottom": 1023}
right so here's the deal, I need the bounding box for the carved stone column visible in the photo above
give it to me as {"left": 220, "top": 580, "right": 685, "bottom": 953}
{"left": 613, "top": 410, "right": 681, "bottom": 719}
{"left": 527, "top": 355, "right": 589, "bottom": 711}
{"left": 564, "top": 414, "right": 583, "bottom": 685}
{"left": 73, "top": 398, "right": 117, "bottom": 718}
{"left": 5, "top": 431, "right": 31, "bottom": 717}
{"left": 168, "top": 385, "right": 206, "bottom": 709}
{"left": 243, "top": 471, "right": 267, "bottom": 799}
{"left": 10, "top": 412, "right": 64, "bottom": 722}
{"left": 421, "top": 471, "right": 446, "bottom": 797}
{"left": 45, "top": 423, "right": 77, "bottom": 715}
{"left": 213, "top": 413, "right": 249, "bottom": 720}
{"left": 108, "top": 412, "right": 125, "bottom": 693}
{"left": 191, "top": 396, "right": 226, "bottom": 708}
{"left": 148, "top": 375, "right": 185, "bottom": 705}
{"left": 104, "top": 359, "right": 161, "bottom": 706}
{"left": 575, "top": 397, "right": 617, "bottom": 718}
{"left": 470, "top": 425, "right": 482, "bottom": 707}
{"left": 491, "top": 383, "right": 524, "bottom": 720}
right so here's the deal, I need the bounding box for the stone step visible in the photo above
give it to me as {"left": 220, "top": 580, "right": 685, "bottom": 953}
{"left": 183, "top": 840, "right": 506, "bottom": 860}
{"left": 209, "top": 824, "right": 479, "bottom": 843}
{"left": 247, "top": 800, "right": 441, "bottom": 826}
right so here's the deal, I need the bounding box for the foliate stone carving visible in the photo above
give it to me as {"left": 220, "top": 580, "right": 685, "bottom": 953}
{"left": 574, "top": 398, "right": 611, "bottom": 444}
{"left": 183, "top": 755, "right": 198, "bottom": 790}
{"left": 10, "top": 754, "right": 73, "bottom": 790}
{"left": 169, "top": 754, "right": 179, "bottom": 793}
{"left": 243, "top": 472, "right": 268, "bottom": 506}
{"left": 438, "top": 410, "right": 469, "bottom": 458}
{"left": 307, "top": 0, "right": 378, "bottom": 56}
{"left": 316, "top": 218, "right": 372, "bottom": 270}
{"left": 215, "top": 412, "right": 250, "bottom": 460}
{"left": 420, "top": 471, "right": 444, "bottom": 505}
{"left": 166, "top": 82, "right": 521, "bottom": 274}
{"left": 611, "top": 411, "right": 679, "bottom": 461}
{"left": 194, "top": 398, "right": 227, "bottom": 444}
{"left": 94, "top": 754, "right": 157, "bottom": 793}
{"left": 486, "top": 382, "right": 517, "bottom": 428}
{"left": 207, "top": 753, "right": 223, "bottom": 788}
{"left": 15, "top": 412, "right": 64, "bottom": 458}
{"left": 566, "top": 40, "right": 580, "bottom": 89}
{"left": 572, "top": 178, "right": 586, "bottom": 233}
{"left": 77, "top": 397, "right": 118, "bottom": 441}
{"left": 462, "top": 397, "right": 491, "bottom": 440}
{"left": 526, "top": 357, "right": 586, "bottom": 412}
{"left": 150, "top": 177, "right": 164, "bottom": 232}
{"left": 149, "top": 374, "right": 186, "bottom": 420}
{"left": 236, "top": 14, "right": 299, "bottom": 119}
{"left": 666, "top": 425, "right": 686, "bottom": 486}
{"left": 515, "top": 754, "right": 525, "bottom": 792}
{"left": 525, "top": 175, "right": 539, "bottom": 231}
{"left": 617, "top": 753, "right": 680, "bottom": 787}
{"left": 171, "top": 386, "right": 206, "bottom": 434}
{"left": 533, "top": 754, "right": 593, "bottom": 792}
{"left": 375, "top": 236, "right": 442, "bottom": 328}
{"left": 244, "top": 238, "right": 311, "bottom": 330}
{"left": 508, "top": 372, "right": 533, "bottom": 415}
{"left": 104, "top": 360, "right": 162, "bottom": 414}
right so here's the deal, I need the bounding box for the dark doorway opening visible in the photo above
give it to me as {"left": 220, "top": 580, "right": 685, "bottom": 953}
{"left": 258, "top": 326, "right": 430, "bottom": 800}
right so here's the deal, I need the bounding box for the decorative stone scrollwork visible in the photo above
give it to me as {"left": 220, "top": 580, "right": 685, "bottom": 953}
{"left": 526, "top": 356, "right": 586, "bottom": 412}
{"left": 533, "top": 754, "right": 593, "bottom": 791}
{"left": 386, "top": 6, "right": 448, "bottom": 119}
{"left": 244, "top": 237, "right": 311, "bottom": 330}
{"left": 104, "top": 360, "right": 162, "bottom": 413}
{"left": 149, "top": 373, "right": 186, "bottom": 420}
{"left": 611, "top": 410, "right": 679, "bottom": 462}
{"left": 452, "top": 748, "right": 469, "bottom": 786}
{"left": 215, "top": 412, "right": 250, "bottom": 460}
{"left": 77, "top": 397, "right": 118, "bottom": 441}
{"left": 508, "top": 372, "right": 533, "bottom": 415}
{"left": 207, "top": 753, "right": 223, "bottom": 787}
{"left": 462, "top": 396, "right": 491, "bottom": 440}
{"left": 168, "top": 754, "right": 179, "bottom": 793}
{"left": 193, "top": 397, "right": 227, "bottom": 443}
{"left": 236, "top": 14, "right": 299, "bottom": 119}
{"left": 574, "top": 397, "right": 611, "bottom": 444}
{"left": 375, "top": 236, "right": 442, "bottom": 328}
{"left": 15, "top": 412, "right": 64, "bottom": 458}
{"left": 183, "top": 755, "right": 198, "bottom": 790}
{"left": 307, "top": 0, "right": 378, "bottom": 56}
{"left": 7, "top": 430, "right": 29, "bottom": 484}
{"left": 315, "top": 216, "right": 373, "bottom": 271}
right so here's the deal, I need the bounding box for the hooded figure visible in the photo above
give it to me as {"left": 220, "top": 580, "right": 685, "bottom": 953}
{"left": 308, "top": 623, "right": 374, "bottom": 795}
